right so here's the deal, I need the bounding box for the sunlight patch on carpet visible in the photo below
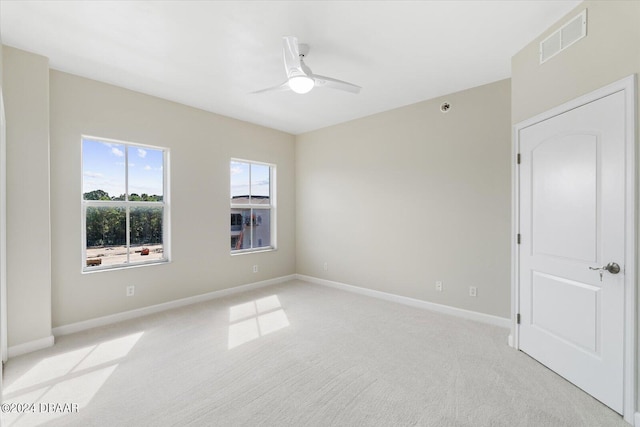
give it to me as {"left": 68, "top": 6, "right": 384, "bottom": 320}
{"left": 228, "top": 295, "right": 289, "bottom": 349}
{"left": 1, "top": 332, "right": 144, "bottom": 426}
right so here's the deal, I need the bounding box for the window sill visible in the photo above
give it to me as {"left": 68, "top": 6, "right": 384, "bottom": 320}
{"left": 230, "top": 248, "right": 276, "bottom": 256}
{"left": 82, "top": 259, "right": 170, "bottom": 274}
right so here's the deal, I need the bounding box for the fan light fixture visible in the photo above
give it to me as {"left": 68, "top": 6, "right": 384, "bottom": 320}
{"left": 288, "top": 76, "right": 315, "bottom": 94}
{"left": 252, "top": 37, "right": 361, "bottom": 95}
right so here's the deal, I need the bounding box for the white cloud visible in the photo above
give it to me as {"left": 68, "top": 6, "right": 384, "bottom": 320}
{"left": 144, "top": 165, "right": 152, "bottom": 171}
{"left": 83, "top": 171, "right": 104, "bottom": 179}
{"left": 230, "top": 166, "right": 242, "bottom": 175}
{"left": 137, "top": 148, "right": 147, "bottom": 158}
{"left": 111, "top": 147, "right": 124, "bottom": 157}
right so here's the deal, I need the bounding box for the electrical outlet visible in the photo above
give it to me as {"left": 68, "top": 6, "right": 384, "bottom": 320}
{"left": 126, "top": 285, "right": 135, "bottom": 297}
{"left": 435, "top": 281, "right": 443, "bottom": 292}
{"left": 323, "top": 262, "right": 328, "bottom": 271}
{"left": 253, "top": 265, "right": 259, "bottom": 273}
{"left": 469, "top": 286, "right": 477, "bottom": 297}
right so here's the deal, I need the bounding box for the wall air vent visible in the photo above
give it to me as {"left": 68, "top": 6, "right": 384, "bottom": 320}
{"left": 540, "top": 9, "right": 587, "bottom": 64}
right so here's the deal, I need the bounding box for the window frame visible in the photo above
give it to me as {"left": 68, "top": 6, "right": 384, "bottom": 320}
{"left": 81, "top": 136, "right": 170, "bottom": 272}
{"left": 230, "top": 158, "right": 277, "bottom": 255}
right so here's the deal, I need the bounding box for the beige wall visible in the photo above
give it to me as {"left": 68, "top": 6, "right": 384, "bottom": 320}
{"left": 3, "top": 47, "right": 52, "bottom": 347}
{"left": 296, "top": 79, "right": 512, "bottom": 318}
{"left": 512, "top": 1, "right": 640, "bottom": 124}
{"left": 511, "top": 0, "right": 640, "bottom": 412}
{"left": 49, "top": 70, "right": 296, "bottom": 327}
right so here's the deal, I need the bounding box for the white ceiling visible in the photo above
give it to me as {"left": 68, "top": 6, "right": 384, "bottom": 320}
{"left": 1, "top": 1, "right": 581, "bottom": 135}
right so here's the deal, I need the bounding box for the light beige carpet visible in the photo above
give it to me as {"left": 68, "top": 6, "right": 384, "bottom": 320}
{"left": 1, "top": 280, "right": 627, "bottom": 426}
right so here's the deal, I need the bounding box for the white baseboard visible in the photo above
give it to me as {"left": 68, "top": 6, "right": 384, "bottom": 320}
{"left": 297, "top": 274, "right": 511, "bottom": 329}
{"left": 53, "top": 274, "right": 296, "bottom": 337}
{"left": 508, "top": 334, "right": 514, "bottom": 347}
{"left": 8, "top": 335, "right": 54, "bottom": 358}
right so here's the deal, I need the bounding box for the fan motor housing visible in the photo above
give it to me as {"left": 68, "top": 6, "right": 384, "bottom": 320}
{"left": 298, "top": 43, "right": 310, "bottom": 57}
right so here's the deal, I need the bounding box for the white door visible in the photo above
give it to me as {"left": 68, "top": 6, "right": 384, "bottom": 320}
{"left": 518, "top": 91, "right": 626, "bottom": 413}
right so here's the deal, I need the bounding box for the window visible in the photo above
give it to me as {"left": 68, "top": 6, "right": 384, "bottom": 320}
{"left": 82, "top": 137, "right": 168, "bottom": 271}
{"left": 230, "top": 159, "right": 275, "bottom": 253}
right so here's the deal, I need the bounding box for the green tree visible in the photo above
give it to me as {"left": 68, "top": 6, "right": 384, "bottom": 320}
{"left": 84, "top": 189, "right": 111, "bottom": 200}
{"left": 85, "top": 190, "right": 163, "bottom": 249}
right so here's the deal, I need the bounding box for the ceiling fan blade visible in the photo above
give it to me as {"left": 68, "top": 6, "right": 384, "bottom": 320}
{"left": 312, "top": 74, "right": 361, "bottom": 94}
{"left": 282, "top": 36, "right": 306, "bottom": 78}
{"left": 251, "top": 81, "right": 290, "bottom": 94}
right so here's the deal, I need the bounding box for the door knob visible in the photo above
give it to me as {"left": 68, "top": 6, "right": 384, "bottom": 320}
{"left": 589, "top": 262, "right": 621, "bottom": 281}
{"left": 589, "top": 263, "right": 621, "bottom": 273}
{"left": 606, "top": 262, "right": 621, "bottom": 274}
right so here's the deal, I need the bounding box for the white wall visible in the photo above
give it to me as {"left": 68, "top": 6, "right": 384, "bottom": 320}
{"left": 2, "top": 46, "right": 52, "bottom": 347}
{"left": 296, "top": 79, "right": 512, "bottom": 318}
{"left": 511, "top": 0, "right": 640, "bottom": 412}
{"left": 49, "top": 70, "right": 296, "bottom": 328}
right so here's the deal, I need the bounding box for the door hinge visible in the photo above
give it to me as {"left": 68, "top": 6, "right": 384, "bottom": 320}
{"left": 516, "top": 313, "right": 521, "bottom": 324}
{"left": 517, "top": 234, "right": 521, "bottom": 244}
{"left": 517, "top": 153, "right": 521, "bottom": 164}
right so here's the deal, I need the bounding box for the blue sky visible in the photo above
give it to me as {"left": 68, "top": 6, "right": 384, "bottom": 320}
{"left": 230, "top": 161, "right": 270, "bottom": 199}
{"left": 83, "top": 139, "right": 164, "bottom": 197}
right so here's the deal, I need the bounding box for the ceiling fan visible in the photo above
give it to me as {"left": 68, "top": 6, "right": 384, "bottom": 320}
{"left": 253, "top": 36, "right": 361, "bottom": 95}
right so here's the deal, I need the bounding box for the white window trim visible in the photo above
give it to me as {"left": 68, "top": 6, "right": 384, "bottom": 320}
{"left": 230, "top": 158, "right": 277, "bottom": 254}
{"left": 81, "top": 135, "right": 170, "bottom": 273}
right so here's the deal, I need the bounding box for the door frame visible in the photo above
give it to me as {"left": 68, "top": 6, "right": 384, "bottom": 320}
{"left": 511, "top": 74, "right": 637, "bottom": 423}
{"left": 0, "top": 87, "right": 6, "bottom": 368}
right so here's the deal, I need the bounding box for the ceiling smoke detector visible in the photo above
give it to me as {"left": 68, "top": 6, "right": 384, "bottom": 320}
{"left": 440, "top": 102, "right": 451, "bottom": 113}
